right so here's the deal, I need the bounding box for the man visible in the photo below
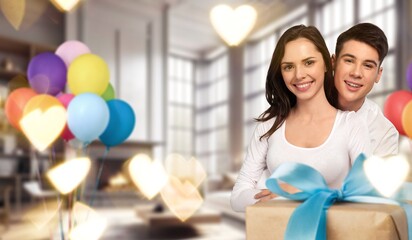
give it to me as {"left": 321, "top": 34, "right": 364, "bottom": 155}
{"left": 254, "top": 23, "right": 399, "bottom": 202}
{"left": 332, "top": 22, "right": 398, "bottom": 156}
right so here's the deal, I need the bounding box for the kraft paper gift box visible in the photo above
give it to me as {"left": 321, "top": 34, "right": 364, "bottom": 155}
{"left": 246, "top": 200, "right": 408, "bottom": 240}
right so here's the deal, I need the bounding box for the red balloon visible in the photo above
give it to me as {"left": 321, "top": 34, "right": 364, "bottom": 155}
{"left": 384, "top": 90, "right": 412, "bottom": 135}
{"left": 5, "top": 88, "right": 37, "bottom": 130}
{"left": 57, "top": 93, "right": 75, "bottom": 141}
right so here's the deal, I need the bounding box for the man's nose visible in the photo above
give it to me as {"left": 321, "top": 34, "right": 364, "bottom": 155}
{"left": 349, "top": 64, "right": 363, "bottom": 78}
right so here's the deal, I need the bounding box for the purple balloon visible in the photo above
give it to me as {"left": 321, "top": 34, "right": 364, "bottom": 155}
{"left": 27, "top": 52, "right": 67, "bottom": 96}
{"left": 407, "top": 62, "right": 412, "bottom": 91}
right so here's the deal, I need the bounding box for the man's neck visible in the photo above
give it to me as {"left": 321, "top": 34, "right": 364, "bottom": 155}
{"left": 338, "top": 97, "right": 365, "bottom": 112}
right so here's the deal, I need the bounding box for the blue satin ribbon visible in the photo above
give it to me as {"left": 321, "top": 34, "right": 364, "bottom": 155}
{"left": 266, "top": 153, "right": 412, "bottom": 240}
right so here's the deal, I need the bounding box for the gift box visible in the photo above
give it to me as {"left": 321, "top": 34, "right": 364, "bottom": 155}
{"left": 246, "top": 200, "right": 408, "bottom": 240}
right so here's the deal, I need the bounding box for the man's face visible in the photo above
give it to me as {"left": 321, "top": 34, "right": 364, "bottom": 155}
{"left": 332, "top": 40, "right": 383, "bottom": 111}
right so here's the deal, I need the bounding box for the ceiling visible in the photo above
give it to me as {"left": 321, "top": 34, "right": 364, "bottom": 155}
{"left": 164, "top": 0, "right": 306, "bottom": 57}
{"left": 96, "top": 0, "right": 307, "bottom": 57}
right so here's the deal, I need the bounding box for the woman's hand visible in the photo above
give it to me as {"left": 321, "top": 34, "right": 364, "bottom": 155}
{"left": 254, "top": 183, "right": 300, "bottom": 203}
{"left": 254, "top": 189, "right": 276, "bottom": 202}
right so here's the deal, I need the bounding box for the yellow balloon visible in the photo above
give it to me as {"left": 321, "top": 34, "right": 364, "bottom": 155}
{"left": 20, "top": 94, "right": 66, "bottom": 151}
{"left": 402, "top": 100, "right": 412, "bottom": 139}
{"left": 68, "top": 54, "right": 110, "bottom": 95}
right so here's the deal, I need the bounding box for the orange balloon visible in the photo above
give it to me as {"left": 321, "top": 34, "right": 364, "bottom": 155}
{"left": 402, "top": 101, "right": 412, "bottom": 138}
{"left": 4, "top": 88, "right": 37, "bottom": 130}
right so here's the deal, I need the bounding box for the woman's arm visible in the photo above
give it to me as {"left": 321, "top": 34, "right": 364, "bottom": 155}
{"left": 230, "top": 121, "right": 270, "bottom": 212}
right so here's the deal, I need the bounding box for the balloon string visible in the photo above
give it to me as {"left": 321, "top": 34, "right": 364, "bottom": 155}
{"left": 58, "top": 193, "right": 65, "bottom": 240}
{"left": 68, "top": 192, "right": 72, "bottom": 233}
{"left": 78, "top": 142, "right": 89, "bottom": 202}
{"left": 49, "top": 145, "right": 64, "bottom": 240}
{"left": 88, "top": 147, "right": 110, "bottom": 208}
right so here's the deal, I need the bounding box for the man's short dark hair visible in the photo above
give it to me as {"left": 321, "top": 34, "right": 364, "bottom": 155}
{"left": 335, "top": 23, "right": 388, "bottom": 66}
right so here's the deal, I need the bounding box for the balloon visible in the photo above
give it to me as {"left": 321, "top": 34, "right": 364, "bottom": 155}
{"left": 402, "top": 101, "right": 412, "bottom": 138}
{"left": 99, "top": 99, "right": 135, "bottom": 147}
{"left": 55, "top": 40, "right": 91, "bottom": 67}
{"left": 67, "top": 93, "right": 109, "bottom": 143}
{"left": 4, "top": 88, "right": 37, "bottom": 130}
{"left": 27, "top": 52, "right": 67, "bottom": 95}
{"left": 57, "top": 93, "right": 75, "bottom": 141}
{"left": 20, "top": 95, "right": 66, "bottom": 152}
{"left": 67, "top": 54, "right": 110, "bottom": 95}
{"left": 407, "top": 62, "right": 412, "bottom": 91}
{"left": 384, "top": 90, "right": 412, "bottom": 135}
{"left": 101, "top": 83, "right": 115, "bottom": 101}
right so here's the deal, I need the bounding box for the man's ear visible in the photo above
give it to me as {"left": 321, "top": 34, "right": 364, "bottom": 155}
{"left": 375, "top": 67, "right": 383, "bottom": 83}
{"left": 331, "top": 54, "right": 336, "bottom": 69}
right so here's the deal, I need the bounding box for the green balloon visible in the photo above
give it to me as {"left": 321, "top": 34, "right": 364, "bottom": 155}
{"left": 101, "top": 83, "right": 115, "bottom": 101}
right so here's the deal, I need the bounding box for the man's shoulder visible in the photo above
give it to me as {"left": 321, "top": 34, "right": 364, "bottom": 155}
{"left": 356, "top": 99, "right": 396, "bottom": 131}
{"left": 360, "top": 98, "right": 381, "bottom": 112}
{"left": 359, "top": 99, "right": 399, "bottom": 156}
{"left": 358, "top": 98, "right": 398, "bottom": 134}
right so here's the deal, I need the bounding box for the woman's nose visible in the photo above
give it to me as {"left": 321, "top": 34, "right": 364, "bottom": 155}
{"left": 295, "top": 66, "right": 306, "bottom": 80}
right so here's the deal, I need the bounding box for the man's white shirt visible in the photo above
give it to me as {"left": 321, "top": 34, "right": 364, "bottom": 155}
{"left": 357, "top": 98, "right": 399, "bottom": 156}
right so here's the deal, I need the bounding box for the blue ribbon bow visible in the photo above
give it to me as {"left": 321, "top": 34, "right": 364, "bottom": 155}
{"left": 266, "top": 153, "right": 412, "bottom": 240}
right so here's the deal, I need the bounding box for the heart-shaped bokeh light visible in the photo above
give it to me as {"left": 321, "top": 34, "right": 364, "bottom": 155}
{"left": 47, "top": 157, "right": 91, "bottom": 195}
{"left": 22, "top": 199, "right": 61, "bottom": 230}
{"left": 165, "top": 154, "right": 206, "bottom": 188}
{"left": 364, "top": 154, "right": 410, "bottom": 197}
{"left": 160, "top": 176, "right": 203, "bottom": 222}
{"left": 210, "top": 4, "right": 257, "bottom": 46}
{"left": 20, "top": 95, "right": 66, "bottom": 152}
{"left": 128, "top": 154, "right": 169, "bottom": 199}
{"left": 50, "top": 0, "right": 80, "bottom": 12}
{"left": 69, "top": 201, "right": 107, "bottom": 240}
{"left": 0, "top": 0, "right": 25, "bottom": 30}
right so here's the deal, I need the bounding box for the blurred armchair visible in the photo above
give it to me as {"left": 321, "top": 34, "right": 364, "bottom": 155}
{"left": 23, "top": 180, "right": 57, "bottom": 200}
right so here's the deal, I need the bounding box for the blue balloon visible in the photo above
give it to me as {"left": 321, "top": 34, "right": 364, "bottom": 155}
{"left": 99, "top": 99, "right": 135, "bottom": 147}
{"left": 67, "top": 93, "right": 109, "bottom": 143}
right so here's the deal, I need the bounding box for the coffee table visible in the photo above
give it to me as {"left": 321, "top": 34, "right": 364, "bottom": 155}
{"left": 135, "top": 204, "right": 221, "bottom": 227}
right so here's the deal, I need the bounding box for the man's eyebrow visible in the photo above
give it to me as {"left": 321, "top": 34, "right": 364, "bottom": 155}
{"left": 340, "top": 53, "right": 378, "bottom": 67}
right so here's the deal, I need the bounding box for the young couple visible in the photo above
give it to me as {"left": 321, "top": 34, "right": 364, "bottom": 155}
{"left": 231, "top": 23, "right": 399, "bottom": 212}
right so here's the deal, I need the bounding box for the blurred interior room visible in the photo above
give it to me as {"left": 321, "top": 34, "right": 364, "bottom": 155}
{"left": 0, "top": 0, "right": 411, "bottom": 239}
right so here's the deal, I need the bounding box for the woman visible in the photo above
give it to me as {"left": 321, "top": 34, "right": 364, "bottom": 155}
{"left": 230, "top": 25, "right": 371, "bottom": 212}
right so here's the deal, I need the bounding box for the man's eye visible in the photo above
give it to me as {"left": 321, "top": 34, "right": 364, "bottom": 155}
{"left": 364, "top": 64, "right": 374, "bottom": 69}
{"left": 344, "top": 59, "right": 354, "bottom": 63}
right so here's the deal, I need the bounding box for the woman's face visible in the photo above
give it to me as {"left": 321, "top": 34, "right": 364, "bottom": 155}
{"left": 280, "top": 38, "right": 327, "bottom": 102}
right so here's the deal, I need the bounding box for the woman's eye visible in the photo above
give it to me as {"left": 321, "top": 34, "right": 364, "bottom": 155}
{"left": 283, "top": 65, "right": 293, "bottom": 71}
{"left": 305, "top": 60, "right": 314, "bottom": 66}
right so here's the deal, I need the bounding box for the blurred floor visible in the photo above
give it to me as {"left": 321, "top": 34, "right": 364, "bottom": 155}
{"left": 0, "top": 206, "right": 245, "bottom": 240}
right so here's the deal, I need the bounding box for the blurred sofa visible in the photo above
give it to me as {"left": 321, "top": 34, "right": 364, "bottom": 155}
{"left": 204, "top": 170, "right": 270, "bottom": 222}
